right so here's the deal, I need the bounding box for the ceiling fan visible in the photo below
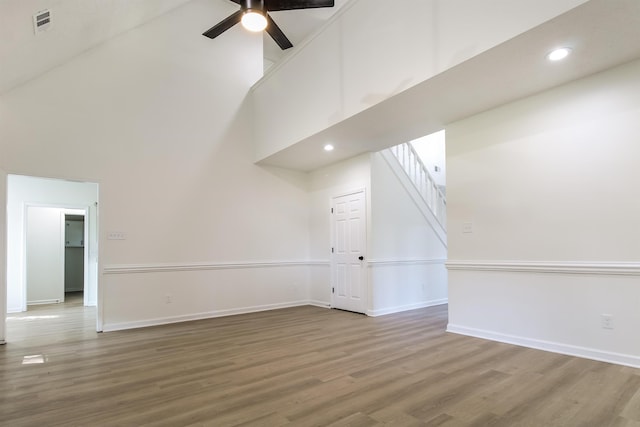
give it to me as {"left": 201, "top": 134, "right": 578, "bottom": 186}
{"left": 203, "top": 0, "right": 335, "bottom": 50}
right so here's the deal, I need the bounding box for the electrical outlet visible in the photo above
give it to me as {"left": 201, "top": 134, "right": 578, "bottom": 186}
{"left": 166, "top": 295, "right": 172, "bottom": 304}
{"left": 601, "top": 314, "right": 614, "bottom": 329}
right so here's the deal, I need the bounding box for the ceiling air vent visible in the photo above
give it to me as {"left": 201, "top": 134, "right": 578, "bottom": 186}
{"left": 33, "top": 9, "right": 52, "bottom": 34}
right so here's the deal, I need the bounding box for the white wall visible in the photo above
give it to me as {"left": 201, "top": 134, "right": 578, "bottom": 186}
{"left": 6, "top": 175, "right": 98, "bottom": 313}
{"left": 26, "top": 207, "right": 65, "bottom": 305}
{"left": 253, "top": 0, "right": 588, "bottom": 162}
{"left": 369, "top": 152, "right": 448, "bottom": 316}
{"left": 446, "top": 59, "right": 640, "bottom": 367}
{"left": 307, "top": 151, "right": 448, "bottom": 316}
{"left": 308, "top": 154, "right": 371, "bottom": 306}
{"left": 0, "top": 0, "right": 312, "bottom": 332}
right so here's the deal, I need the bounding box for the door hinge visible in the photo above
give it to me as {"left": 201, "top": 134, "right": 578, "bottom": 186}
{"left": 331, "top": 247, "right": 334, "bottom": 253}
{"left": 332, "top": 287, "right": 335, "bottom": 294}
{"left": 331, "top": 208, "right": 334, "bottom": 214}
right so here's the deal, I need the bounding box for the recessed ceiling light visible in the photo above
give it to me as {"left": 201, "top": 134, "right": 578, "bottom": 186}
{"left": 324, "top": 144, "right": 334, "bottom": 152}
{"left": 547, "top": 47, "right": 572, "bottom": 61}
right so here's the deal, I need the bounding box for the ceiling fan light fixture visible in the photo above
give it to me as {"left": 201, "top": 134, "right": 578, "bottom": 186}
{"left": 202, "top": 0, "right": 334, "bottom": 50}
{"left": 241, "top": 10, "right": 267, "bottom": 32}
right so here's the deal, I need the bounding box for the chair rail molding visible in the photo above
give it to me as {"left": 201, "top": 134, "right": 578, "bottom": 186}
{"left": 103, "top": 260, "right": 330, "bottom": 275}
{"left": 446, "top": 260, "right": 640, "bottom": 276}
{"left": 367, "top": 258, "right": 447, "bottom": 267}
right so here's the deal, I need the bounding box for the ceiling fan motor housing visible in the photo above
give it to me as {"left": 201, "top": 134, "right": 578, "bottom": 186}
{"left": 243, "top": 0, "right": 265, "bottom": 12}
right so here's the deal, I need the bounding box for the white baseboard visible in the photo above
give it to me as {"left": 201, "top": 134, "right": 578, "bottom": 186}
{"left": 368, "top": 298, "right": 448, "bottom": 317}
{"left": 27, "top": 299, "right": 61, "bottom": 306}
{"left": 103, "top": 299, "right": 450, "bottom": 332}
{"left": 447, "top": 324, "right": 640, "bottom": 368}
{"left": 102, "top": 300, "right": 312, "bottom": 332}
{"left": 308, "top": 300, "right": 331, "bottom": 308}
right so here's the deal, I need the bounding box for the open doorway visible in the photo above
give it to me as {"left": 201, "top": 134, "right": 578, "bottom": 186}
{"left": 64, "top": 213, "right": 86, "bottom": 304}
{"left": 4, "top": 175, "right": 99, "bottom": 342}
{"left": 24, "top": 207, "right": 87, "bottom": 307}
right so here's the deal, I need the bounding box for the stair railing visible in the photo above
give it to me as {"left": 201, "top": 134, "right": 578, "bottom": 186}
{"left": 389, "top": 142, "right": 446, "bottom": 229}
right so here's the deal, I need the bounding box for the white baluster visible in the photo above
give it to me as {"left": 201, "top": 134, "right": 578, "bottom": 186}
{"left": 388, "top": 142, "right": 447, "bottom": 230}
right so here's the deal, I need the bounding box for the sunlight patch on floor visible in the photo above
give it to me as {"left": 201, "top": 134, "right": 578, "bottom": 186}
{"left": 7, "top": 315, "right": 60, "bottom": 321}
{"left": 22, "top": 354, "right": 47, "bottom": 365}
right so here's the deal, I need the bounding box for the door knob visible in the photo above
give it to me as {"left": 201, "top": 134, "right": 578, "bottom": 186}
{"left": 358, "top": 256, "right": 364, "bottom": 261}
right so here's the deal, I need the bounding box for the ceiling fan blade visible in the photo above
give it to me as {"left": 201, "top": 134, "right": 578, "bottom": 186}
{"left": 202, "top": 10, "right": 243, "bottom": 39}
{"left": 266, "top": 14, "right": 293, "bottom": 50}
{"left": 265, "top": 0, "right": 334, "bottom": 12}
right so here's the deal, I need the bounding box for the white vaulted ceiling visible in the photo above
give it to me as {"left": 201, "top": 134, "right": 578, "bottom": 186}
{"left": 0, "top": 0, "right": 348, "bottom": 95}
{"left": 0, "top": 0, "right": 195, "bottom": 95}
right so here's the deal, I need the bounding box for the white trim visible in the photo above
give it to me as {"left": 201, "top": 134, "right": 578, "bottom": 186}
{"left": 367, "top": 298, "right": 448, "bottom": 317}
{"left": 103, "top": 260, "right": 327, "bottom": 275}
{"left": 27, "top": 299, "right": 61, "bottom": 305}
{"left": 59, "top": 211, "right": 66, "bottom": 303}
{"left": 447, "top": 324, "right": 640, "bottom": 369}
{"left": 308, "top": 300, "right": 331, "bottom": 309}
{"left": 446, "top": 260, "right": 640, "bottom": 276}
{"left": 0, "top": 169, "right": 5, "bottom": 344}
{"left": 331, "top": 187, "right": 368, "bottom": 200}
{"left": 367, "top": 258, "right": 447, "bottom": 267}
{"left": 102, "top": 300, "right": 312, "bottom": 332}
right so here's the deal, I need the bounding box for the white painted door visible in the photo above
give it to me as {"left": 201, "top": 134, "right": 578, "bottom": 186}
{"left": 331, "top": 190, "right": 367, "bottom": 314}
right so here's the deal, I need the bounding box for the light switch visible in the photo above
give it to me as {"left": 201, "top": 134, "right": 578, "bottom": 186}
{"left": 462, "top": 222, "right": 473, "bottom": 234}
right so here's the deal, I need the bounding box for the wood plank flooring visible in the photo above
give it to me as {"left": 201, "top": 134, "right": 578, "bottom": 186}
{"left": 2, "top": 300, "right": 640, "bottom": 426}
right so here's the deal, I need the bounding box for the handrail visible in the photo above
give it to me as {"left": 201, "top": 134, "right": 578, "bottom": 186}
{"left": 389, "top": 142, "right": 447, "bottom": 229}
